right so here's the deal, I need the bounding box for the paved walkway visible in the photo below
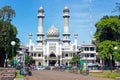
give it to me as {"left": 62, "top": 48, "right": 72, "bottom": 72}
{"left": 26, "top": 70, "right": 114, "bottom": 80}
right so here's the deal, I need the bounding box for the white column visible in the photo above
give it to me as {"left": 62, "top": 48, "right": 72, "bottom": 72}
{"left": 64, "top": 18, "right": 69, "bottom": 33}
{"left": 38, "top": 17, "right": 44, "bottom": 33}
{"left": 74, "top": 34, "right": 78, "bottom": 51}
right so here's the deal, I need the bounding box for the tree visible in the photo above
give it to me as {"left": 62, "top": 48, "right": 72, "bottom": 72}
{"left": 25, "top": 55, "right": 33, "bottom": 66}
{"left": 113, "top": 47, "right": 120, "bottom": 62}
{"left": 94, "top": 16, "right": 120, "bottom": 67}
{"left": 70, "top": 54, "right": 80, "bottom": 66}
{"left": 0, "top": 21, "right": 20, "bottom": 67}
{"left": 94, "top": 16, "right": 120, "bottom": 42}
{"left": 113, "top": 2, "right": 120, "bottom": 18}
{"left": 0, "top": 5, "right": 15, "bottom": 23}
{"left": 98, "top": 40, "right": 120, "bottom": 66}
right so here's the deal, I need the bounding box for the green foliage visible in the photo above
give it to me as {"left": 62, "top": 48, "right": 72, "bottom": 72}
{"left": 25, "top": 55, "right": 33, "bottom": 66}
{"left": 15, "top": 70, "right": 25, "bottom": 79}
{"left": 8, "top": 59, "right": 13, "bottom": 66}
{"left": 94, "top": 16, "right": 120, "bottom": 42}
{"left": 0, "top": 21, "right": 20, "bottom": 67}
{"left": 113, "top": 45, "right": 120, "bottom": 62}
{"left": 70, "top": 54, "right": 80, "bottom": 66}
{"left": 94, "top": 15, "right": 120, "bottom": 65}
{"left": 0, "top": 5, "right": 16, "bottom": 23}
{"left": 89, "top": 70, "right": 120, "bottom": 79}
{"left": 0, "top": 5, "right": 19, "bottom": 67}
{"left": 98, "top": 40, "right": 120, "bottom": 62}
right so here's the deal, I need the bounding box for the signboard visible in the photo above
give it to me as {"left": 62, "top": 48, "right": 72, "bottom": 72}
{"left": 14, "top": 59, "right": 18, "bottom": 65}
{"left": 80, "top": 59, "right": 84, "bottom": 69}
{"left": 80, "top": 59, "right": 84, "bottom": 65}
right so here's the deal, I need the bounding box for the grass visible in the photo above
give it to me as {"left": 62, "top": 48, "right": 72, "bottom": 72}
{"left": 15, "top": 70, "right": 25, "bottom": 79}
{"left": 89, "top": 70, "right": 120, "bottom": 79}
{"left": 65, "top": 69, "right": 120, "bottom": 79}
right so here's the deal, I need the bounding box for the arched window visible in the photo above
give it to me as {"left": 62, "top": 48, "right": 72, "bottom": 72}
{"left": 85, "top": 47, "right": 89, "bottom": 51}
{"left": 65, "top": 54, "right": 68, "bottom": 57}
{"left": 85, "top": 54, "right": 89, "bottom": 57}
{"left": 66, "top": 62, "right": 68, "bottom": 66}
{"left": 49, "top": 53, "right": 56, "bottom": 57}
{"left": 38, "top": 62, "right": 41, "bottom": 66}
{"left": 38, "top": 54, "right": 41, "bottom": 57}
{"left": 87, "top": 54, "right": 89, "bottom": 57}
{"left": 73, "top": 45, "right": 76, "bottom": 51}
{"left": 34, "top": 53, "right": 36, "bottom": 57}
{"left": 73, "top": 53, "right": 75, "bottom": 55}
{"left": 31, "top": 53, "right": 33, "bottom": 56}
{"left": 90, "top": 54, "right": 94, "bottom": 57}
{"left": 90, "top": 47, "right": 94, "bottom": 51}
{"left": 31, "top": 46, "right": 33, "bottom": 51}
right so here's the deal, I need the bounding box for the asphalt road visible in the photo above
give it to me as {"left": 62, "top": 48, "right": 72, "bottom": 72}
{"left": 26, "top": 70, "right": 114, "bottom": 80}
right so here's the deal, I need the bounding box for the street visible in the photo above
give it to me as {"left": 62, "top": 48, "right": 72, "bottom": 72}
{"left": 26, "top": 70, "right": 114, "bottom": 80}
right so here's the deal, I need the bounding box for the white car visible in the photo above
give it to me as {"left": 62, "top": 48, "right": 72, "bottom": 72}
{"left": 37, "top": 66, "right": 45, "bottom": 70}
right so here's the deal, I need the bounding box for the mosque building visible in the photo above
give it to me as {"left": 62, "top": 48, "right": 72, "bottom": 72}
{"left": 27, "top": 6, "right": 98, "bottom": 67}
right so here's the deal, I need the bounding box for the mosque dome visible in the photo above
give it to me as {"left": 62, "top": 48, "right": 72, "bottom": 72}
{"left": 46, "top": 25, "right": 60, "bottom": 38}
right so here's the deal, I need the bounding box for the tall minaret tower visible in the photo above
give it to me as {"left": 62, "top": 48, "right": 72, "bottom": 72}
{"left": 62, "top": 6, "right": 71, "bottom": 46}
{"left": 36, "top": 6, "right": 44, "bottom": 46}
{"left": 74, "top": 34, "right": 78, "bottom": 51}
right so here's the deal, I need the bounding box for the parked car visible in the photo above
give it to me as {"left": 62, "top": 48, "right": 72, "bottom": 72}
{"left": 37, "top": 66, "right": 45, "bottom": 70}
{"left": 44, "top": 66, "right": 50, "bottom": 70}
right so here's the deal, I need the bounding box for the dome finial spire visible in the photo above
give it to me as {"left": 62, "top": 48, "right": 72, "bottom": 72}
{"left": 38, "top": 6, "right": 44, "bottom": 13}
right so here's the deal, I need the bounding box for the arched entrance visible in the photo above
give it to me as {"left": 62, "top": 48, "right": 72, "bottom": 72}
{"left": 49, "top": 53, "right": 57, "bottom": 66}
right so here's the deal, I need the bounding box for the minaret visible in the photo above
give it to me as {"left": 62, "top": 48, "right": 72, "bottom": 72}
{"left": 74, "top": 34, "right": 78, "bottom": 51}
{"left": 36, "top": 6, "right": 44, "bottom": 46}
{"left": 62, "top": 6, "right": 71, "bottom": 46}
{"left": 28, "top": 33, "right": 32, "bottom": 51}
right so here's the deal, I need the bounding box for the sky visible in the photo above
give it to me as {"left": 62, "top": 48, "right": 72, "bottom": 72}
{"left": 0, "top": 0, "right": 120, "bottom": 45}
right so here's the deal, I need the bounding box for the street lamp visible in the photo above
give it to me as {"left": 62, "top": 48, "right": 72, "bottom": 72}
{"left": 11, "top": 41, "right": 16, "bottom": 67}
{"left": 110, "top": 46, "right": 118, "bottom": 72}
{"left": 114, "top": 46, "right": 118, "bottom": 50}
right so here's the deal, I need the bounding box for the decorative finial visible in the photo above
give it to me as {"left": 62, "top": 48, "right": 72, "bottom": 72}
{"left": 38, "top": 6, "right": 44, "bottom": 13}
{"left": 63, "top": 6, "right": 69, "bottom": 12}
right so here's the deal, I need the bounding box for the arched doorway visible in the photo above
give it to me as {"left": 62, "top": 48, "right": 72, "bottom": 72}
{"left": 49, "top": 60, "right": 56, "bottom": 66}
{"left": 49, "top": 53, "right": 57, "bottom": 66}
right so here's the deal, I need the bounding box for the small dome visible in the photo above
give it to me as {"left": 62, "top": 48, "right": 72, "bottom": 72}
{"left": 38, "top": 6, "right": 44, "bottom": 13}
{"left": 63, "top": 6, "right": 69, "bottom": 12}
{"left": 46, "top": 25, "right": 60, "bottom": 38}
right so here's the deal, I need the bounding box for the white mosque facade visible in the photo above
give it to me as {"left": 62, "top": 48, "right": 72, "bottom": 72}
{"left": 28, "top": 6, "right": 98, "bottom": 67}
{"left": 28, "top": 6, "right": 78, "bottom": 66}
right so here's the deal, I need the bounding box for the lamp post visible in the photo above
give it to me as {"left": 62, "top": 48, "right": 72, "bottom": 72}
{"left": 110, "top": 46, "right": 118, "bottom": 72}
{"left": 11, "top": 41, "right": 16, "bottom": 67}
{"left": 113, "top": 46, "right": 118, "bottom": 70}
{"left": 22, "top": 46, "right": 26, "bottom": 72}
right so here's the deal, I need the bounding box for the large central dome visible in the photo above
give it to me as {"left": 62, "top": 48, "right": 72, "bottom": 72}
{"left": 46, "top": 25, "right": 60, "bottom": 38}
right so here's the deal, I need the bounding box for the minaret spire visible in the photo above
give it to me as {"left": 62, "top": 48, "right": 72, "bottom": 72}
{"left": 36, "top": 6, "right": 44, "bottom": 46}
{"left": 62, "top": 6, "right": 71, "bottom": 46}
